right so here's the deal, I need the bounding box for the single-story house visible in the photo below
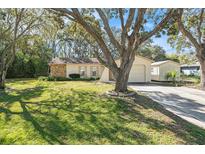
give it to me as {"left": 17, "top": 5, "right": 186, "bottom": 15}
{"left": 100, "top": 56, "right": 153, "bottom": 83}
{"left": 151, "top": 60, "right": 180, "bottom": 81}
{"left": 49, "top": 57, "right": 104, "bottom": 78}
{"left": 180, "top": 62, "right": 200, "bottom": 76}
{"left": 49, "top": 55, "right": 153, "bottom": 83}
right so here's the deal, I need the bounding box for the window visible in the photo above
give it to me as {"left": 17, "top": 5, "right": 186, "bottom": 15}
{"left": 151, "top": 67, "right": 154, "bottom": 74}
{"left": 91, "top": 66, "right": 97, "bottom": 77}
{"left": 80, "top": 66, "right": 86, "bottom": 77}
{"left": 151, "top": 67, "right": 159, "bottom": 75}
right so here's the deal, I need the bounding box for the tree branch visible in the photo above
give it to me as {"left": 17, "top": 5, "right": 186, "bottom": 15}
{"left": 133, "top": 8, "right": 146, "bottom": 33}
{"left": 197, "top": 8, "right": 204, "bottom": 44}
{"left": 140, "top": 9, "right": 174, "bottom": 44}
{"left": 124, "top": 8, "right": 135, "bottom": 32}
{"left": 70, "top": 8, "right": 118, "bottom": 70}
{"left": 96, "top": 9, "right": 122, "bottom": 53}
{"left": 50, "top": 8, "right": 76, "bottom": 21}
{"left": 121, "top": 9, "right": 135, "bottom": 49}
{"left": 176, "top": 9, "right": 201, "bottom": 50}
{"left": 118, "top": 9, "right": 125, "bottom": 30}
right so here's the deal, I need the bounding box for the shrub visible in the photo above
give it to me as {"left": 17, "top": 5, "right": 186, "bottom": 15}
{"left": 165, "top": 71, "right": 178, "bottom": 85}
{"left": 69, "top": 73, "right": 80, "bottom": 79}
{"left": 46, "top": 76, "right": 100, "bottom": 81}
{"left": 55, "top": 77, "right": 70, "bottom": 81}
{"left": 90, "top": 77, "right": 100, "bottom": 80}
{"left": 38, "top": 76, "right": 48, "bottom": 81}
{"left": 47, "top": 76, "right": 56, "bottom": 81}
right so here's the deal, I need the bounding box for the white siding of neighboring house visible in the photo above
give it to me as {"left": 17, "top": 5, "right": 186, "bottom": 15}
{"left": 159, "top": 62, "right": 180, "bottom": 81}
{"left": 181, "top": 67, "right": 200, "bottom": 76}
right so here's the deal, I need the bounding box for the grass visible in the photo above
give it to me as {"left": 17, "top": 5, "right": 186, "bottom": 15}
{"left": 180, "top": 75, "right": 201, "bottom": 89}
{"left": 0, "top": 79, "right": 205, "bottom": 144}
{"left": 181, "top": 75, "right": 200, "bottom": 84}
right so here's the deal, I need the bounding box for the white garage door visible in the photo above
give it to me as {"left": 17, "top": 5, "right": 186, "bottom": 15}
{"left": 128, "top": 65, "right": 145, "bottom": 82}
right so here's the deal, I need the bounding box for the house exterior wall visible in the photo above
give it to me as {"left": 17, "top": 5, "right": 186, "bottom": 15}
{"left": 66, "top": 65, "right": 79, "bottom": 77}
{"left": 100, "top": 67, "right": 109, "bottom": 82}
{"left": 151, "top": 61, "right": 180, "bottom": 81}
{"left": 151, "top": 66, "right": 160, "bottom": 81}
{"left": 66, "top": 64, "right": 103, "bottom": 78}
{"left": 131, "top": 56, "right": 151, "bottom": 82}
{"left": 100, "top": 56, "right": 152, "bottom": 82}
{"left": 159, "top": 62, "right": 180, "bottom": 81}
{"left": 50, "top": 64, "right": 66, "bottom": 77}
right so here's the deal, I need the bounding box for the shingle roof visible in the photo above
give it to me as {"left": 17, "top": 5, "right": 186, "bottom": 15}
{"left": 49, "top": 57, "right": 99, "bottom": 65}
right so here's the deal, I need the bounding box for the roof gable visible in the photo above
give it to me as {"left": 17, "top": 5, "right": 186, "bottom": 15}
{"left": 135, "top": 55, "right": 154, "bottom": 63}
{"left": 49, "top": 57, "right": 99, "bottom": 65}
{"left": 151, "top": 60, "right": 180, "bottom": 66}
{"left": 115, "top": 55, "right": 153, "bottom": 63}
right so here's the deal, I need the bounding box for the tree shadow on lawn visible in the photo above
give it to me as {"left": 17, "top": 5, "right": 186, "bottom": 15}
{"left": 1, "top": 86, "right": 205, "bottom": 144}
{"left": 0, "top": 86, "right": 66, "bottom": 144}
{"left": 21, "top": 89, "right": 152, "bottom": 144}
{"left": 0, "top": 86, "right": 150, "bottom": 144}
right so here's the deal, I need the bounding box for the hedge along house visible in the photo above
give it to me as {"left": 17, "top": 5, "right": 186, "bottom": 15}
{"left": 100, "top": 56, "right": 153, "bottom": 83}
{"left": 151, "top": 60, "right": 180, "bottom": 81}
{"left": 49, "top": 57, "right": 104, "bottom": 78}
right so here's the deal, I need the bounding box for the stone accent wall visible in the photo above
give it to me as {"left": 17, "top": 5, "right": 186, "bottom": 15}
{"left": 50, "top": 64, "right": 66, "bottom": 77}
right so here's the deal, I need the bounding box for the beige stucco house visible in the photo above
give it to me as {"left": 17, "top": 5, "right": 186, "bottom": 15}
{"left": 151, "top": 60, "right": 180, "bottom": 81}
{"left": 49, "top": 56, "right": 153, "bottom": 83}
{"left": 100, "top": 56, "right": 153, "bottom": 83}
{"left": 49, "top": 57, "right": 104, "bottom": 78}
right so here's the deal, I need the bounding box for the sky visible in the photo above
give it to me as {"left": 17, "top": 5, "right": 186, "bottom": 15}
{"left": 152, "top": 35, "right": 175, "bottom": 54}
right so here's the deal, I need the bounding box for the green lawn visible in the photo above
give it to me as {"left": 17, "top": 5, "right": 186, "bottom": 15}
{"left": 0, "top": 79, "right": 205, "bottom": 144}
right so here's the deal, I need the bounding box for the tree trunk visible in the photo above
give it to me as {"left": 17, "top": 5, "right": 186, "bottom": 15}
{"left": 114, "top": 70, "right": 130, "bottom": 92}
{"left": 199, "top": 58, "right": 205, "bottom": 89}
{"left": 0, "top": 64, "right": 10, "bottom": 90}
{"left": 0, "top": 71, "right": 6, "bottom": 90}
{"left": 114, "top": 54, "right": 135, "bottom": 92}
{"left": 197, "top": 47, "right": 205, "bottom": 89}
{"left": 0, "top": 80, "right": 5, "bottom": 89}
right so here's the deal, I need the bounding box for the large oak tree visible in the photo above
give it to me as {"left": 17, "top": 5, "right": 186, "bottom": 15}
{"left": 168, "top": 9, "right": 205, "bottom": 89}
{"left": 0, "top": 9, "right": 43, "bottom": 89}
{"left": 52, "top": 8, "right": 175, "bottom": 92}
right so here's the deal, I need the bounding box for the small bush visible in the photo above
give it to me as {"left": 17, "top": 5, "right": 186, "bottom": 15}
{"left": 55, "top": 77, "right": 70, "bottom": 81}
{"left": 165, "top": 71, "right": 178, "bottom": 85}
{"left": 38, "top": 76, "right": 48, "bottom": 81}
{"left": 69, "top": 74, "right": 80, "bottom": 79}
{"left": 47, "top": 76, "right": 56, "bottom": 81}
{"left": 46, "top": 76, "right": 100, "bottom": 81}
{"left": 90, "top": 77, "right": 100, "bottom": 80}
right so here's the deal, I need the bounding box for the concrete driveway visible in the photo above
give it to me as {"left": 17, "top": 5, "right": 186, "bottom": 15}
{"left": 129, "top": 84, "right": 205, "bottom": 129}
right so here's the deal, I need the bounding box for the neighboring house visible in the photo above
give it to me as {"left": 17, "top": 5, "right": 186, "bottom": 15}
{"left": 151, "top": 60, "right": 180, "bottom": 81}
{"left": 100, "top": 56, "right": 153, "bottom": 83}
{"left": 49, "top": 57, "right": 104, "bottom": 78}
{"left": 180, "top": 62, "right": 200, "bottom": 76}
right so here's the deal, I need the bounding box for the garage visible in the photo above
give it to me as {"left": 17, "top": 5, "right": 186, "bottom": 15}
{"left": 100, "top": 56, "right": 152, "bottom": 83}
{"left": 128, "top": 65, "right": 145, "bottom": 82}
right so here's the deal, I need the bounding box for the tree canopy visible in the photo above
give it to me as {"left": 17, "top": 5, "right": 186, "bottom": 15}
{"left": 51, "top": 8, "right": 175, "bottom": 92}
